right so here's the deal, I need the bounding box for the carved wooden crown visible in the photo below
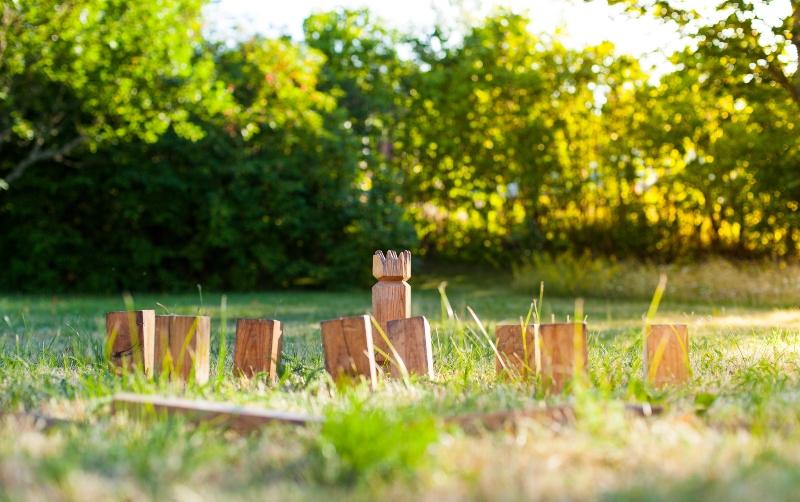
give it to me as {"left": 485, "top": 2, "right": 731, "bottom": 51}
{"left": 372, "top": 250, "right": 411, "bottom": 280}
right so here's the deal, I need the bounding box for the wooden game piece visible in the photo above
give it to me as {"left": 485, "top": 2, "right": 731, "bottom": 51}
{"left": 538, "top": 322, "right": 588, "bottom": 392}
{"left": 495, "top": 324, "right": 536, "bottom": 378}
{"left": 154, "top": 314, "right": 211, "bottom": 384}
{"left": 371, "top": 250, "right": 411, "bottom": 361}
{"left": 645, "top": 324, "right": 690, "bottom": 387}
{"left": 320, "top": 315, "right": 377, "bottom": 386}
{"left": 446, "top": 403, "right": 663, "bottom": 433}
{"left": 169, "top": 315, "right": 211, "bottom": 384}
{"left": 111, "top": 392, "right": 321, "bottom": 433}
{"left": 233, "top": 319, "right": 283, "bottom": 382}
{"left": 153, "top": 314, "right": 171, "bottom": 377}
{"left": 385, "top": 316, "right": 434, "bottom": 378}
{"left": 105, "top": 310, "right": 155, "bottom": 374}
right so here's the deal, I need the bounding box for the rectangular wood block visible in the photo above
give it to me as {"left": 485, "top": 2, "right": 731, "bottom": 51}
{"left": 539, "top": 322, "right": 588, "bottom": 393}
{"left": 320, "top": 315, "right": 377, "bottom": 386}
{"left": 645, "top": 324, "right": 690, "bottom": 387}
{"left": 371, "top": 280, "right": 411, "bottom": 341}
{"left": 386, "top": 316, "right": 434, "bottom": 378}
{"left": 495, "top": 324, "right": 536, "bottom": 378}
{"left": 155, "top": 314, "right": 211, "bottom": 384}
{"left": 105, "top": 310, "right": 155, "bottom": 374}
{"left": 234, "top": 319, "right": 283, "bottom": 382}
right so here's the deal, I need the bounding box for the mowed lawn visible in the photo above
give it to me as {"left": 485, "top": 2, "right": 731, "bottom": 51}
{"left": 3, "top": 274, "right": 800, "bottom": 500}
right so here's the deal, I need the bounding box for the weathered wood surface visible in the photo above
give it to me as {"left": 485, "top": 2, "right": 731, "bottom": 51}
{"left": 154, "top": 314, "right": 211, "bottom": 384}
{"left": 495, "top": 324, "right": 536, "bottom": 377}
{"left": 234, "top": 319, "right": 283, "bottom": 382}
{"left": 645, "top": 324, "right": 690, "bottom": 387}
{"left": 320, "top": 315, "right": 377, "bottom": 386}
{"left": 106, "top": 310, "right": 155, "bottom": 374}
{"left": 111, "top": 393, "right": 321, "bottom": 433}
{"left": 372, "top": 249, "right": 411, "bottom": 280}
{"left": 372, "top": 281, "right": 410, "bottom": 333}
{"left": 372, "top": 250, "right": 411, "bottom": 360}
{"left": 386, "top": 316, "right": 434, "bottom": 378}
{"left": 539, "top": 322, "right": 588, "bottom": 392}
{"left": 154, "top": 314, "right": 171, "bottom": 377}
{"left": 108, "top": 393, "right": 662, "bottom": 435}
{"left": 448, "top": 403, "right": 663, "bottom": 433}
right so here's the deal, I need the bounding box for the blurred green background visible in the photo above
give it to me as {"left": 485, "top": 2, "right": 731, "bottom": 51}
{"left": 2, "top": 0, "right": 799, "bottom": 292}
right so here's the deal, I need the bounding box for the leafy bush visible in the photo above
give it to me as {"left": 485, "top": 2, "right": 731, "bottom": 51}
{"left": 0, "top": 34, "right": 415, "bottom": 292}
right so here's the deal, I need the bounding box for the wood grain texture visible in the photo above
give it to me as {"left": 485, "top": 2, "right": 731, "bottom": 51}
{"left": 495, "top": 324, "right": 536, "bottom": 378}
{"left": 371, "top": 250, "right": 412, "bottom": 363}
{"left": 372, "top": 250, "right": 411, "bottom": 280}
{"left": 372, "top": 280, "right": 410, "bottom": 350}
{"left": 386, "top": 316, "right": 434, "bottom": 378}
{"left": 320, "top": 315, "right": 377, "bottom": 386}
{"left": 233, "top": 319, "right": 283, "bottom": 382}
{"left": 105, "top": 310, "right": 155, "bottom": 374}
{"left": 645, "top": 324, "right": 690, "bottom": 387}
{"left": 538, "top": 322, "right": 588, "bottom": 393}
{"left": 157, "top": 315, "right": 211, "bottom": 384}
{"left": 111, "top": 392, "right": 321, "bottom": 433}
{"left": 154, "top": 314, "right": 171, "bottom": 377}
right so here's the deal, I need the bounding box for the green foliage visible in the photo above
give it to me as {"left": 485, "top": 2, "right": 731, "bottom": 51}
{"left": 0, "top": 25, "right": 415, "bottom": 291}
{"left": 6, "top": 285, "right": 800, "bottom": 498}
{"left": 0, "top": 0, "right": 229, "bottom": 185}
{"left": 597, "top": 0, "right": 800, "bottom": 255}
{"left": 316, "top": 396, "right": 438, "bottom": 485}
{"left": 2, "top": 2, "right": 800, "bottom": 292}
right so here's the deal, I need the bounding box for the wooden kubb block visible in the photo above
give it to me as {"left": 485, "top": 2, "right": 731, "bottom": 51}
{"left": 372, "top": 250, "right": 411, "bottom": 361}
{"left": 645, "top": 324, "right": 690, "bottom": 387}
{"left": 496, "top": 322, "right": 588, "bottom": 391}
{"left": 234, "top": 319, "right": 283, "bottom": 382}
{"left": 155, "top": 315, "right": 211, "bottom": 384}
{"left": 386, "top": 316, "right": 434, "bottom": 378}
{"left": 538, "top": 322, "right": 588, "bottom": 392}
{"left": 106, "top": 310, "right": 155, "bottom": 374}
{"left": 320, "top": 315, "right": 377, "bottom": 386}
{"left": 495, "top": 324, "right": 536, "bottom": 377}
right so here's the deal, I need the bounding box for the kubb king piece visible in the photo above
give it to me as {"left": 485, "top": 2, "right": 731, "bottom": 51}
{"left": 371, "top": 250, "right": 411, "bottom": 364}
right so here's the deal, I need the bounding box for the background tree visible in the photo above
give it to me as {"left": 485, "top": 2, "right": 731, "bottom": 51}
{"left": 602, "top": 0, "right": 800, "bottom": 255}
{"left": 2, "top": 2, "right": 800, "bottom": 292}
{"left": 0, "top": 0, "right": 228, "bottom": 188}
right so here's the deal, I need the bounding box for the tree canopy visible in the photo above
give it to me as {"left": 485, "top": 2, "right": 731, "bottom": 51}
{"left": 1, "top": 1, "right": 799, "bottom": 291}
{"left": 0, "top": 0, "right": 233, "bottom": 188}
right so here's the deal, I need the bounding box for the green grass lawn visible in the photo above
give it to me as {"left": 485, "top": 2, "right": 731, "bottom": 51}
{"left": 3, "top": 274, "right": 800, "bottom": 500}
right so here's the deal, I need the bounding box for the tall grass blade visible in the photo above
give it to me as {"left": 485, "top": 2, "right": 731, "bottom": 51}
{"left": 437, "top": 282, "right": 454, "bottom": 322}
{"left": 123, "top": 293, "right": 142, "bottom": 373}
{"left": 215, "top": 295, "right": 228, "bottom": 386}
{"left": 466, "top": 306, "right": 507, "bottom": 372}
{"left": 643, "top": 273, "right": 668, "bottom": 383}
{"left": 369, "top": 316, "right": 410, "bottom": 387}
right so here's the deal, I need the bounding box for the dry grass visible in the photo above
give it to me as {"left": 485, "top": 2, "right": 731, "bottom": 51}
{"left": 3, "top": 270, "right": 800, "bottom": 500}
{"left": 513, "top": 255, "right": 800, "bottom": 306}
